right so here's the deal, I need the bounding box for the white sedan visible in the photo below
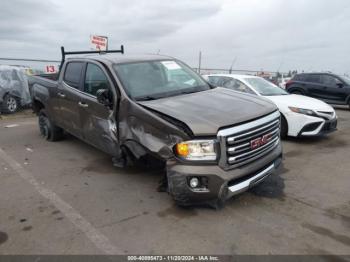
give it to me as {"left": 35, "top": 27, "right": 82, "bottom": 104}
{"left": 203, "top": 74, "right": 337, "bottom": 138}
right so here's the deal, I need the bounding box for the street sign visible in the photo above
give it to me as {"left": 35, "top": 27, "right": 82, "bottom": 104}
{"left": 90, "top": 35, "right": 108, "bottom": 51}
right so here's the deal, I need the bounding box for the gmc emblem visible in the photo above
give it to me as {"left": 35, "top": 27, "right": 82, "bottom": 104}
{"left": 250, "top": 133, "right": 272, "bottom": 150}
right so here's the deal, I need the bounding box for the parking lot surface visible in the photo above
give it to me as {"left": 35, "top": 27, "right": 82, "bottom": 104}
{"left": 0, "top": 109, "right": 349, "bottom": 255}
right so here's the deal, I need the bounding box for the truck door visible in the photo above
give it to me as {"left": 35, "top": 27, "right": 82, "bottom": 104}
{"left": 78, "top": 62, "right": 120, "bottom": 156}
{"left": 57, "top": 61, "right": 85, "bottom": 138}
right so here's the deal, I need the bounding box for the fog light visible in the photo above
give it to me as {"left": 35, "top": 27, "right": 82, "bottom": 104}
{"left": 189, "top": 177, "right": 199, "bottom": 188}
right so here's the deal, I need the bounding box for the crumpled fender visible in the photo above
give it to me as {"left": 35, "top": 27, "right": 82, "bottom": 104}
{"left": 118, "top": 97, "right": 191, "bottom": 160}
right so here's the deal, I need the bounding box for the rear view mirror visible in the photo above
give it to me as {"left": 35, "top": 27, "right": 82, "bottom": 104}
{"left": 96, "top": 89, "right": 113, "bottom": 107}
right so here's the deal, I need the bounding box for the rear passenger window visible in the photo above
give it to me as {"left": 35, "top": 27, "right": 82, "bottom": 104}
{"left": 222, "top": 78, "right": 255, "bottom": 94}
{"left": 84, "top": 63, "right": 110, "bottom": 96}
{"left": 294, "top": 74, "right": 305, "bottom": 81}
{"left": 208, "top": 76, "right": 222, "bottom": 86}
{"left": 64, "top": 62, "right": 84, "bottom": 89}
{"left": 305, "top": 74, "right": 322, "bottom": 84}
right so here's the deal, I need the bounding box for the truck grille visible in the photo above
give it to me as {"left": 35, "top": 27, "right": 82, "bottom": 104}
{"left": 217, "top": 111, "right": 280, "bottom": 168}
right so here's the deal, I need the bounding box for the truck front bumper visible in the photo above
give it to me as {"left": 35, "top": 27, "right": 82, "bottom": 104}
{"left": 166, "top": 143, "right": 282, "bottom": 206}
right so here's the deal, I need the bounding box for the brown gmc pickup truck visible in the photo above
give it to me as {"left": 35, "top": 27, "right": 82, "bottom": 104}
{"left": 29, "top": 46, "right": 282, "bottom": 207}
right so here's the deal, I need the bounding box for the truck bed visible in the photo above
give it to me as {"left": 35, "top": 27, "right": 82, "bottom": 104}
{"left": 28, "top": 74, "right": 59, "bottom": 98}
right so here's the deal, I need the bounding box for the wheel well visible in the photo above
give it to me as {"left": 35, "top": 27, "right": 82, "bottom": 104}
{"left": 32, "top": 99, "right": 45, "bottom": 114}
{"left": 289, "top": 87, "right": 304, "bottom": 94}
{"left": 346, "top": 95, "right": 350, "bottom": 104}
{"left": 281, "top": 113, "right": 288, "bottom": 132}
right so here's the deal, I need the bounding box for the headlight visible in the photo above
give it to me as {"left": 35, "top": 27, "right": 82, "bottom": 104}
{"left": 175, "top": 140, "right": 217, "bottom": 161}
{"left": 289, "top": 107, "right": 317, "bottom": 116}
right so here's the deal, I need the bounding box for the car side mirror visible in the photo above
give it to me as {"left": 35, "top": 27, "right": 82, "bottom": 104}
{"left": 336, "top": 80, "right": 343, "bottom": 88}
{"left": 336, "top": 81, "right": 344, "bottom": 88}
{"left": 96, "top": 89, "right": 113, "bottom": 107}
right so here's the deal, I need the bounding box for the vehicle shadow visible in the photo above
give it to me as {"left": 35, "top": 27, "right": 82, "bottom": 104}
{"left": 332, "top": 105, "right": 349, "bottom": 111}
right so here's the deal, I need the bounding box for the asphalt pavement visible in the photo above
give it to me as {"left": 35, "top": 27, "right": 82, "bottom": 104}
{"left": 0, "top": 109, "right": 349, "bottom": 255}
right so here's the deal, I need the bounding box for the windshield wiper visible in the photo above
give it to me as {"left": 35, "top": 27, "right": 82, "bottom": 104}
{"left": 134, "top": 95, "right": 159, "bottom": 101}
{"left": 180, "top": 90, "right": 198, "bottom": 95}
{"left": 178, "top": 88, "right": 205, "bottom": 95}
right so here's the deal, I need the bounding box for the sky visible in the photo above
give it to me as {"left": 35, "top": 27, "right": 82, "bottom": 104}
{"left": 1, "top": 0, "right": 350, "bottom": 74}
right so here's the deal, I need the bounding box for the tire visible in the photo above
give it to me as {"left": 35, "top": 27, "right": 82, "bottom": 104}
{"left": 290, "top": 90, "right": 304, "bottom": 95}
{"left": 280, "top": 115, "right": 288, "bottom": 139}
{"left": 38, "top": 109, "right": 64, "bottom": 141}
{"left": 2, "top": 94, "right": 19, "bottom": 114}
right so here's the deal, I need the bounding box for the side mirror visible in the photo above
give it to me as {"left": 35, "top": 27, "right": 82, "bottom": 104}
{"left": 335, "top": 80, "right": 343, "bottom": 88}
{"left": 96, "top": 89, "right": 113, "bottom": 107}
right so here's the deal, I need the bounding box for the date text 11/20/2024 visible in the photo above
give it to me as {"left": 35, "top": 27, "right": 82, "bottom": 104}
{"left": 127, "top": 256, "right": 219, "bottom": 261}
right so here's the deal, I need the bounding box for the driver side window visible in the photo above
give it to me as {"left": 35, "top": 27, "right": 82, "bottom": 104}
{"left": 322, "top": 75, "right": 336, "bottom": 87}
{"left": 84, "top": 63, "right": 110, "bottom": 97}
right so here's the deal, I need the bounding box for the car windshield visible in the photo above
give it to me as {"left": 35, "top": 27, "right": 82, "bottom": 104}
{"left": 244, "top": 77, "right": 289, "bottom": 96}
{"left": 113, "top": 60, "right": 210, "bottom": 101}
{"left": 340, "top": 75, "right": 350, "bottom": 85}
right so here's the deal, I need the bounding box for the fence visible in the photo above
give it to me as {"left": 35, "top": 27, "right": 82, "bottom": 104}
{"left": 193, "top": 67, "right": 288, "bottom": 77}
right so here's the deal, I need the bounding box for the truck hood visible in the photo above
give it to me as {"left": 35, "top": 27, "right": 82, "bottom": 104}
{"left": 139, "top": 87, "right": 277, "bottom": 136}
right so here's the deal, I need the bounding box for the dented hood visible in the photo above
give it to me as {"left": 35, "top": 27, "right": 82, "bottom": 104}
{"left": 139, "top": 87, "right": 277, "bottom": 136}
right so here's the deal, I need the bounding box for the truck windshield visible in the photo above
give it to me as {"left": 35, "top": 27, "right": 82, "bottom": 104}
{"left": 244, "top": 77, "right": 289, "bottom": 96}
{"left": 113, "top": 60, "right": 210, "bottom": 101}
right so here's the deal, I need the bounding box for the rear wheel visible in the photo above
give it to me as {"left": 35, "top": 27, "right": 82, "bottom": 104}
{"left": 290, "top": 90, "right": 304, "bottom": 95}
{"left": 2, "top": 94, "right": 19, "bottom": 114}
{"left": 38, "top": 109, "right": 64, "bottom": 141}
{"left": 280, "top": 115, "right": 288, "bottom": 139}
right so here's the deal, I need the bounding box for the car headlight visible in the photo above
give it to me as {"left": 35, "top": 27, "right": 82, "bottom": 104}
{"left": 175, "top": 140, "right": 217, "bottom": 161}
{"left": 289, "top": 107, "right": 317, "bottom": 117}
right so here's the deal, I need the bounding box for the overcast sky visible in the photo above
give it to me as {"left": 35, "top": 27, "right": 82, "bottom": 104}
{"left": 1, "top": 0, "right": 350, "bottom": 74}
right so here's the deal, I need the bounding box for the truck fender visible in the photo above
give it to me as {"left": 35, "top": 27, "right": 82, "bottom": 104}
{"left": 32, "top": 83, "right": 50, "bottom": 104}
{"left": 127, "top": 115, "right": 180, "bottom": 160}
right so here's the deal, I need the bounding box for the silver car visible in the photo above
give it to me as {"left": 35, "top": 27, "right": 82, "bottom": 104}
{"left": 0, "top": 65, "right": 31, "bottom": 113}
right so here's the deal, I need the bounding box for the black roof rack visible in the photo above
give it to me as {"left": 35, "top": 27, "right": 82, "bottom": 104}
{"left": 59, "top": 45, "right": 124, "bottom": 70}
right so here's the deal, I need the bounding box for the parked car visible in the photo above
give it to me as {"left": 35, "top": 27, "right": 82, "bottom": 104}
{"left": 204, "top": 74, "right": 337, "bottom": 138}
{"left": 286, "top": 73, "right": 350, "bottom": 109}
{"left": 0, "top": 65, "right": 31, "bottom": 113}
{"left": 29, "top": 46, "right": 282, "bottom": 207}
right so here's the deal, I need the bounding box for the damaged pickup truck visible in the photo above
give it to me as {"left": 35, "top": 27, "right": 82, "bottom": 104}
{"left": 29, "top": 46, "right": 282, "bottom": 206}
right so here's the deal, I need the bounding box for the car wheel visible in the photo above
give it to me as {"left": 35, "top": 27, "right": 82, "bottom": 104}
{"left": 38, "top": 109, "right": 64, "bottom": 141}
{"left": 2, "top": 94, "right": 19, "bottom": 114}
{"left": 280, "top": 115, "right": 288, "bottom": 139}
{"left": 290, "top": 90, "right": 304, "bottom": 95}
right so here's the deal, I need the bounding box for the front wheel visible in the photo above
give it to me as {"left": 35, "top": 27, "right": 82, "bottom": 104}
{"left": 38, "top": 109, "right": 64, "bottom": 141}
{"left": 2, "top": 94, "right": 19, "bottom": 114}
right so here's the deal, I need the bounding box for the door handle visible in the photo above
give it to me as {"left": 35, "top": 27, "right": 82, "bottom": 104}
{"left": 57, "top": 92, "right": 66, "bottom": 98}
{"left": 78, "top": 101, "right": 89, "bottom": 108}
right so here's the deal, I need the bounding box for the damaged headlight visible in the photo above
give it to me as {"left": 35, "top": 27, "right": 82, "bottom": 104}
{"left": 175, "top": 140, "right": 217, "bottom": 161}
{"left": 289, "top": 107, "right": 317, "bottom": 117}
